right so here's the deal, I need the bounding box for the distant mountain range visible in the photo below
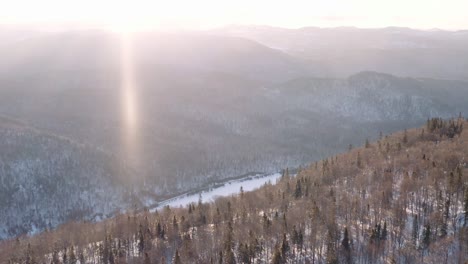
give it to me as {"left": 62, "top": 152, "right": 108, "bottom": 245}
{"left": 212, "top": 25, "right": 468, "bottom": 81}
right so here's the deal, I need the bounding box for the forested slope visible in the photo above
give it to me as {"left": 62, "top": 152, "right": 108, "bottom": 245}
{"left": 0, "top": 116, "right": 137, "bottom": 239}
{"left": 1, "top": 118, "right": 467, "bottom": 263}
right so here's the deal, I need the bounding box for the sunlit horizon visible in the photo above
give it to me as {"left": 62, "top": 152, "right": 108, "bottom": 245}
{"left": 2, "top": 0, "right": 468, "bottom": 32}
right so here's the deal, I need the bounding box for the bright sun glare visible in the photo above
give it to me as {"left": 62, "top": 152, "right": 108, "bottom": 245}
{"left": 2, "top": 0, "right": 468, "bottom": 31}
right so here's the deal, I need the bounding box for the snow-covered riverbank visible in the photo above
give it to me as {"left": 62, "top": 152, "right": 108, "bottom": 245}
{"left": 152, "top": 173, "right": 282, "bottom": 211}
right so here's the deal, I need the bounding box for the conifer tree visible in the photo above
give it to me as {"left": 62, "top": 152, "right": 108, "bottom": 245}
{"left": 144, "top": 252, "right": 151, "bottom": 264}
{"left": 294, "top": 179, "right": 302, "bottom": 199}
{"left": 342, "top": 227, "right": 350, "bottom": 250}
{"left": 412, "top": 215, "right": 419, "bottom": 244}
{"left": 156, "top": 222, "right": 163, "bottom": 238}
{"left": 173, "top": 215, "right": 178, "bottom": 230}
{"left": 138, "top": 224, "right": 145, "bottom": 254}
{"left": 326, "top": 235, "right": 338, "bottom": 264}
{"left": 381, "top": 222, "right": 387, "bottom": 241}
{"left": 223, "top": 222, "right": 236, "bottom": 264}
{"left": 237, "top": 243, "right": 250, "bottom": 264}
{"left": 52, "top": 250, "right": 60, "bottom": 264}
{"left": 63, "top": 248, "right": 68, "bottom": 264}
{"left": 271, "top": 245, "right": 283, "bottom": 264}
{"left": 173, "top": 249, "right": 182, "bottom": 264}
{"left": 357, "top": 152, "right": 362, "bottom": 168}
{"left": 78, "top": 248, "right": 85, "bottom": 264}
{"left": 218, "top": 250, "right": 223, "bottom": 264}
{"left": 422, "top": 224, "right": 431, "bottom": 249}
{"left": 25, "top": 243, "right": 35, "bottom": 264}
{"left": 464, "top": 190, "right": 468, "bottom": 226}
{"left": 280, "top": 233, "right": 289, "bottom": 257}
{"left": 69, "top": 246, "right": 77, "bottom": 264}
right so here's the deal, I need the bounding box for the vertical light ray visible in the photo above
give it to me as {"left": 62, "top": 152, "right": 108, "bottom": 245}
{"left": 119, "top": 32, "right": 140, "bottom": 169}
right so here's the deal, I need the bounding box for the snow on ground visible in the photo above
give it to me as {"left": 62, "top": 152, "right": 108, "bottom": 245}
{"left": 154, "top": 173, "right": 282, "bottom": 210}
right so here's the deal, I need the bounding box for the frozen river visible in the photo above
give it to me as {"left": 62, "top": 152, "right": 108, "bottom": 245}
{"left": 153, "top": 172, "right": 282, "bottom": 210}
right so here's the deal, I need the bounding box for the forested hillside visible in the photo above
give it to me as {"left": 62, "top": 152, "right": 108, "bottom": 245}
{"left": 1, "top": 118, "right": 466, "bottom": 263}
{"left": 0, "top": 116, "right": 137, "bottom": 239}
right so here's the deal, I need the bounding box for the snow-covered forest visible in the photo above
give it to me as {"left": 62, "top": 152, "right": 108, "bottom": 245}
{"left": 1, "top": 118, "right": 466, "bottom": 263}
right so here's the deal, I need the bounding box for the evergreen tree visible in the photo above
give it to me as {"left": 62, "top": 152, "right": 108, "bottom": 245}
{"left": 218, "top": 250, "right": 223, "bottom": 264}
{"left": 78, "top": 248, "right": 85, "bottom": 264}
{"left": 63, "top": 248, "right": 68, "bottom": 264}
{"left": 271, "top": 245, "right": 283, "bottom": 264}
{"left": 381, "top": 222, "right": 388, "bottom": 241}
{"left": 412, "top": 215, "right": 419, "bottom": 244}
{"left": 326, "top": 237, "right": 338, "bottom": 264}
{"left": 69, "top": 246, "right": 77, "bottom": 264}
{"left": 138, "top": 224, "right": 145, "bottom": 254}
{"left": 294, "top": 179, "right": 302, "bottom": 199}
{"left": 248, "top": 230, "right": 260, "bottom": 260}
{"left": 422, "top": 224, "right": 431, "bottom": 249}
{"left": 173, "top": 215, "right": 178, "bottom": 230}
{"left": 357, "top": 152, "right": 362, "bottom": 168}
{"left": 144, "top": 252, "right": 151, "bottom": 264}
{"left": 156, "top": 222, "right": 163, "bottom": 238}
{"left": 370, "top": 224, "right": 381, "bottom": 243}
{"left": 237, "top": 243, "right": 250, "bottom": 264}
{"left": 109, "top": 249, "right": 115, "bottom": 264}
{"left": 224, "top": 249, "right": 236, "bottom": 264}
{"left": 51, "top": 250, "right": 60, "bottom": 264}
{"left": 464, "top": 190, "right": 468, "bottom": 226}
{"left": 25, "top": 243, "right": 35, "bottom": 264}
{"left": 173, "top": 249, "right": 182, "bottom": 264}
{"left": 365, "top": 138, "right": 370, "bottom": 148}
{"left": 341, "top": 227, "right": 350, "bottom": 250}
{"left": 223, "top": 222, "right": 236, "bottom": 264}
{"left": 280, "top": 233, "right": 289, "bottom": 257}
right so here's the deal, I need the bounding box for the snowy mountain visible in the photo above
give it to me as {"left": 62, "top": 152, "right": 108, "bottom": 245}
{"left": 270, "top": 72, "right": 468, "bottom": 122}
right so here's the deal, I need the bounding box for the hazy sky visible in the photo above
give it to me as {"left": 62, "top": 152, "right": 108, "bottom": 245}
{"left": 1, "top": 0, "right": 467, "bottom": 31}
